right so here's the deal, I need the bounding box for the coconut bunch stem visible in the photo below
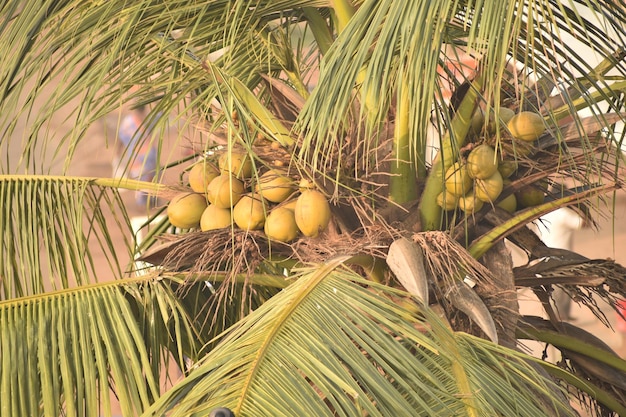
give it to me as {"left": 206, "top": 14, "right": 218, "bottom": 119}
{"left": 419, "top": 75, "right": 485, "bottom": 231}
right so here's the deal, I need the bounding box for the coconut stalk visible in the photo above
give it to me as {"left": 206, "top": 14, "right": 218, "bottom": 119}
{"left": 176, "top": 271, "right": 291, "bottom": 289}
{"left": 0, "top": 175, "right": 166, "bottom": 195}
{"left": 540, "top": 49, "right": 626, "bottom": 113}
{"left": 547, "top": 80, "right": 626, "bottom": 123}
{"left": 523, "top": 338, "right": 626, "bottom": 417}
{"left": 419, "top": 74, "right": 485, "bottom": 231}
{"left": 327, "top": 0, "right": 382, "bottom": 131}
{"left": 389, "top": 76, "right": 418, "bottom": 204}
{"left": 467, "top": 183, "right": 616, "bottom": 260}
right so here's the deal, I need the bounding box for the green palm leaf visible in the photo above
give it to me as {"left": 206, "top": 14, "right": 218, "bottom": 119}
{"left": 0, "top": 175, "right": 143, "bottom": 298}
{"left": 295, "top": 0, "right": 626, "bottom": 194}
{"left": 0, "top": 274, "right": 200, "bottom": 417}
{"left": 0, "top": 0, "right": 325, "bottom": 174}
{"left": 144, "top": 257, "right": 573, "bottom": 417}
{"left": 2, "top": 1, "right": 626, "bottom": 416}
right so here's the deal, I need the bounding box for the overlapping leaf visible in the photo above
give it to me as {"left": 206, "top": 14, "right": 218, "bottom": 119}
{"left": 0, "top": 275, "right": 199, "bottom": 417}
{"left": 0, "top": 176, "right": 137, "bottom": 299}
{"left": 144, "top": 258, "right": 573, "bottom": 417}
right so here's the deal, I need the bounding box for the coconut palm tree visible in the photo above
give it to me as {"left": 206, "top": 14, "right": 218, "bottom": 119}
{"left": 1, "top": 0, "right": 626, "bottom": 416}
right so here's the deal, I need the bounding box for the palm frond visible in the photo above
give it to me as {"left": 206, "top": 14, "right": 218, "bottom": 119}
{"left": 295, "top": 0, "right": 626, "bottom": 193}
{"left": 0, "top": 0, "right": 326, "bottom": 175}
{"left": 144, "top": 258, "right": 574, "bottom": 417}
{"left": 0, "top": 175, "right": 145, "bottom": 299}
{"left": 0, "top": 274, "right": 200, "bottom": 417}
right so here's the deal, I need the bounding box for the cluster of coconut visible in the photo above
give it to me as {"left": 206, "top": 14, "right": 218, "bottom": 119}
{"left": 437, "top": 110, "right": 547, "bottom": 213}
{"left": 166, "top": 150, "right": 332, "bottom": 243}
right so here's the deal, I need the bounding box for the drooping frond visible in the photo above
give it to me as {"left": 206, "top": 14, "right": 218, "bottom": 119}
{"left": 143, "top": 258, "right": 574, "bottom": 417}
{"left": 0, "top": 175, "right": 148, "bottom": 299}
{"left": 0, "top": 274, "right": 201, "bottom": 417}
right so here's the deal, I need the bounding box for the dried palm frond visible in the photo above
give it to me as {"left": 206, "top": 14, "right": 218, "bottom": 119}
{"left": 515, "top": 255, "right": 626, "bottom": 327}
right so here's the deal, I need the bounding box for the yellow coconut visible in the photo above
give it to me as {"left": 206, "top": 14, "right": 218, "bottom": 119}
{"left": 507, "top": 111, "right": 546, "bottom": 142}
{"left": 232, "top": 194, "right": 266, "bottom": 230}
{"left": 255, "top": 169, "right": 295, "bottom": 203}
{"left": 458, "top": 191, "right": 484, "bottom": 214}
{"left": 444, "top": 162, "right": 472, "bottom": 197}
{"left": 207, "top": 173, "right": 245, "bottom": 208}
{"left": 515, "top": 186, "right": 545, "bottom": 208}
{"left": 218, "top": 151, "right": 253, "bottom": 179}
{"left": 294, "top": 190, "right": 331, "bottom": 237}
{"left": 436, "top": 190, "right": 458, "bottom": 211}
{"left": 280, "top": 199, "right": 298, "bottom": 211}
{"left": 167, "top": 192, "right": 208, "bottom": 229}
{"left": 474, "top": 170, "right": 504, "bottom": 203}
{"left": 264, "top": 207, "right": 299, "bottom": 243}
{"left": 200, "top": 204, "right": 232, "bottom": 231}
{"left": 466, "top": 144, "right": 498, "bottom": 179}
{"left": 188, "top": 161, "right": 220, "bottom": 193}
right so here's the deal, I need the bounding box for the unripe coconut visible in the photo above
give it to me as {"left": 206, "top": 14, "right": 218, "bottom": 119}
{"left": 497, "top": 192, "right": 517, "bottom": 213}
{"left": 515, "top": 186, "right": 545, "bottom": 208}
{"left": 474, "top": 170, "right": 504, "bottom": 203}
{"left": 436, "top": 190, "right": 458, "bottom": 211}
{"left": 207, "top": 174, "right": 245, "bottom": 208}
{"left": 200, "top": 204, "right": 232, "bottom": 231}
{"left": 486, "top": 108, "right": 516, "bottom": 133}
{"left": 264, "top": 207, "right": 299, "bottom": 242}
{"left": 218, "top": 151, "right": 253, "bottom": 179}
{"left": 497, "top": 159, "right": 518, "bottom": 178}
{"left": 458, "top": 191, "right": 484, "bottom": 213}
{"left": 507, "top": 111, "right": 546, "bottom": 142}
{"left": 167, "top": 192, "right": 208, "bottom": 229}
{"left": 188, "top": 161, "right": 220, "bottom": 193}
{"left": 294, "top": 190, "right": 331, "bottom": 237}
{"left": 232, "top": 194, "right": 266, "bottom": 230}
{"left": 466, "top": 144, "right": 498, "bottom": 179}
{"left": 444, "top": 162, "right": 472, "bottom": 197}
{"left": 255, "top": 169, "right": 294, "bottom": 203}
